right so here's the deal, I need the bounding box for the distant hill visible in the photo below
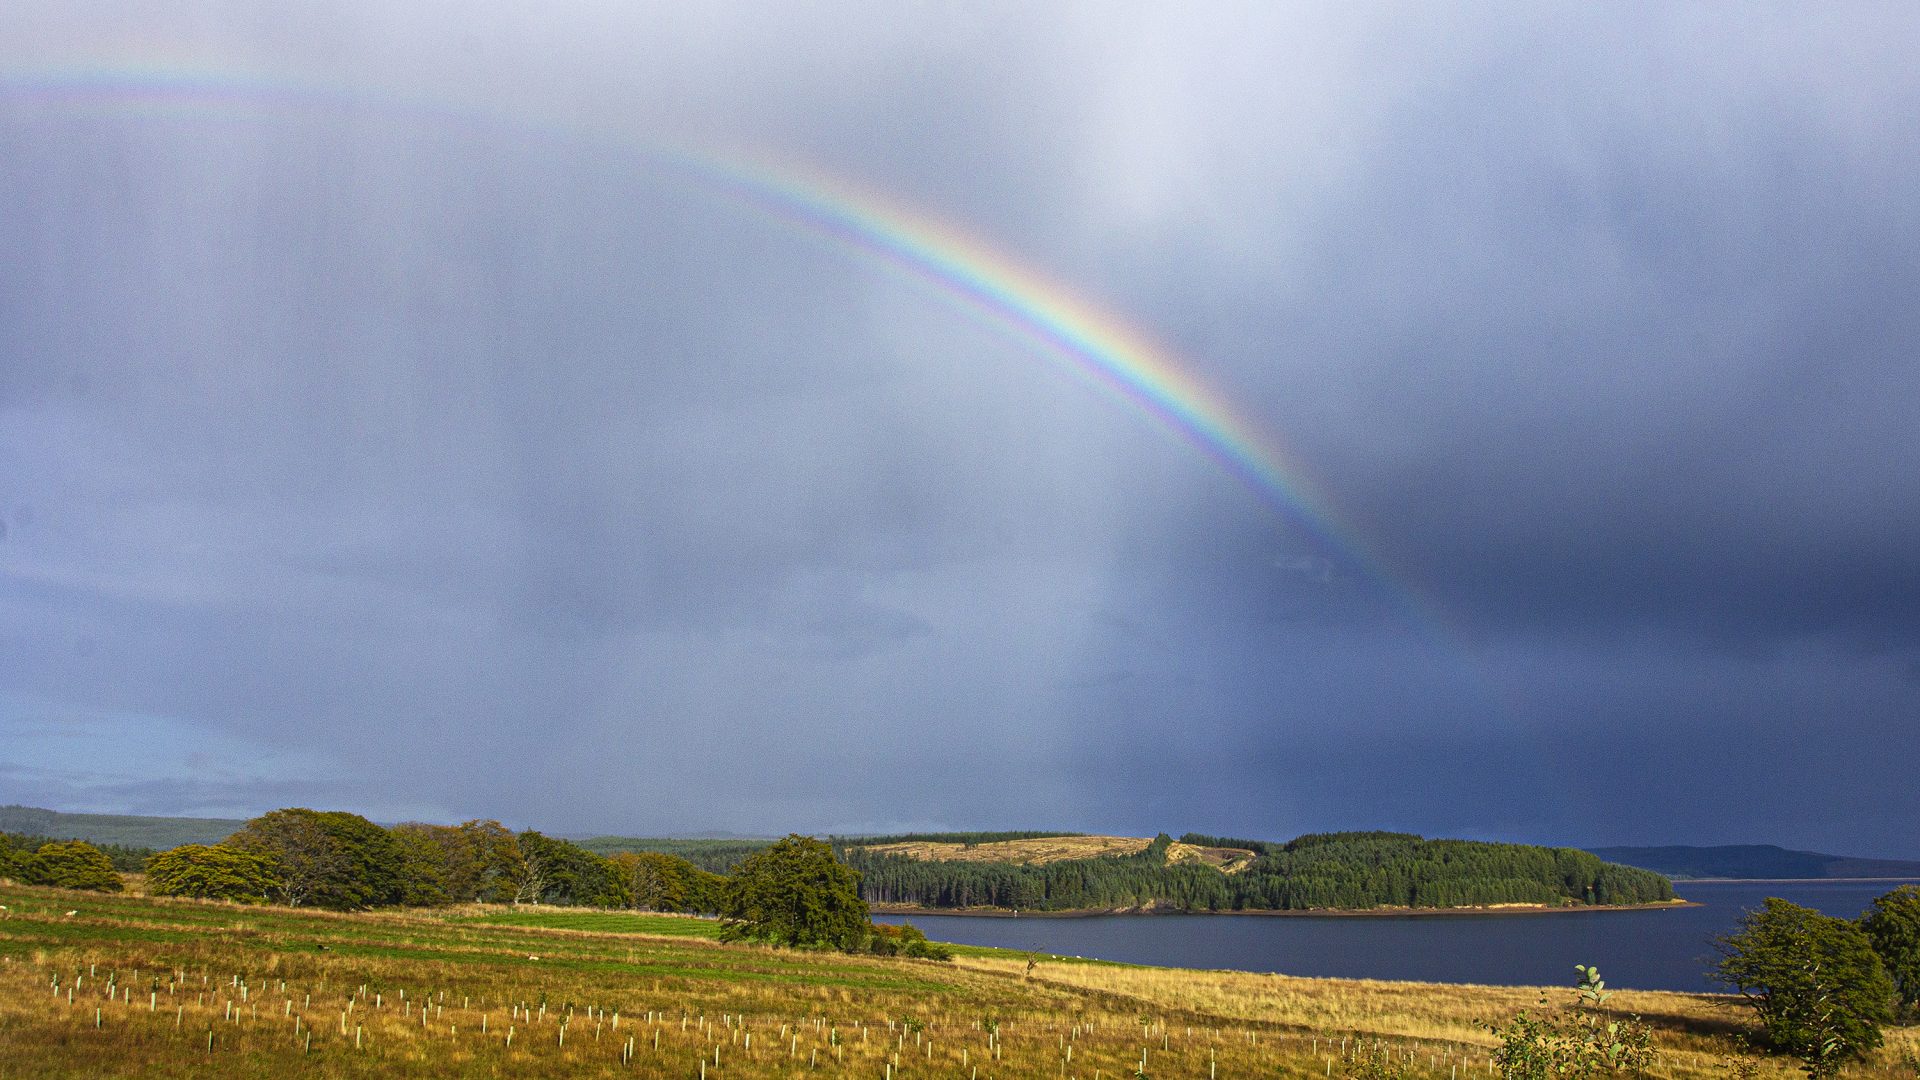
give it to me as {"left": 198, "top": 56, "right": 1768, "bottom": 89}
{"left": 0, "top": 806, "right": 244, "bottom": 850}
{"left": 1586, "top": 844, "right": 1920, "bottom": 881}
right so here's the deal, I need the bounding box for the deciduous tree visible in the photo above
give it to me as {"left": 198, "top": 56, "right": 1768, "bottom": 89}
{"left": 720, "top": 834, "right": 868, "bottom": 950}
{"left": 145, "top": 844, "right": 280, "bottom": 903}
{"left": 1859, "top": 885, "right": 1920, "bottom": 1014}
{"left": 227, "top": 809, "right": 402, "bottom": 910}
{"left": 22, "top": 840, "right": 123, "bottom": 892}
{"left": 1714, "top": 897, "right": 1895, "bottom": 1076}
{"left": 610, "top": 851, "right": 694, "bottom": 912}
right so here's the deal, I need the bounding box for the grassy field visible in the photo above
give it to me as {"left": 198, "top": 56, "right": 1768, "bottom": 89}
{"left": 1, "top": 882, "right": 1913, "bottom": 1079}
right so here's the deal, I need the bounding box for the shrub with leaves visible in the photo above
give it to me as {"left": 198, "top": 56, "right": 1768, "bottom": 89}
{"left": 1347, "top": 1039, "right": 1412, "bottom": 1080}
{"left": 1486, "top": 966, "right": 1656, "bottom": 1080}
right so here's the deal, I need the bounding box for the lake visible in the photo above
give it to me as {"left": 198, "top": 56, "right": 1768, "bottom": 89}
{"left": 875, "top": 880, "right": 1919, "bottom": 992}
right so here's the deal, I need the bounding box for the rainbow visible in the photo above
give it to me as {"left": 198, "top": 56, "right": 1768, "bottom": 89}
{"left": 0, "top": 63, "right": 1460, "bottom": 643}
{"left": 669, "top": 151, "right": 1371, "bottom": 553}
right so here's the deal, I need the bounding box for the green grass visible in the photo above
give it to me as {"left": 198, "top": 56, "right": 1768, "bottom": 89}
{"left": 456, "top": 909, "right": 726, "bottom": 937}
{"left": 450, "top": 906, "right": 1120, "bottom": 966}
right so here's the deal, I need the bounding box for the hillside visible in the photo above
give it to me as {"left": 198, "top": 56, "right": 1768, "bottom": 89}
{"left": 857, "top": 834, "right": 1259, "bottom": 871}
{"left": 0, "top": 805, "right": 243, "bottom": 850}
{"left": 848, "top": 830, "right": 1675, "bottom": 913}
{"left": 1587, "top": 844, "right": 1920, "bottom": 880}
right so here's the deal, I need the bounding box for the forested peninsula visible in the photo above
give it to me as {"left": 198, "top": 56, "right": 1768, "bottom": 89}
{"left": 842, "top": 831, "right": 1678, "bottom": 913}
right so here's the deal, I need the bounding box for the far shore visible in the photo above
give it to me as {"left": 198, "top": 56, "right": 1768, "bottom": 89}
{"left": 1670, "top": 876, "right": 1920, "bottom": 884}
{"left": 871, "top": 898, "right": 1698, "bottom": 919}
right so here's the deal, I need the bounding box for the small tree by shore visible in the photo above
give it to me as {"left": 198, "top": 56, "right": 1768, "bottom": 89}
{"left": 1714, "top": 897, "right": 1895, "bottom": 1077}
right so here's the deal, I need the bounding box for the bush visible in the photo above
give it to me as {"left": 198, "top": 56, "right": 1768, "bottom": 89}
{"left": 145, "top": 844, "right": 281, "bottom": 903}
{"left": 1713, "top": 897, "right": 1895, "bottom": 1076}
{"left": 865, "top": 921, "right": 953, "bottom": 961}
{"left": 1486, "top": 966, "right": 1655, "bottom": 1080}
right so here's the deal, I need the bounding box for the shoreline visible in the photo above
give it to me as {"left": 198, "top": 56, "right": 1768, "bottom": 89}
{"left": 872, "top": 898, "right": 1698, "bottom": 919}
{"left": 1668, "top": 876, "right": 1920, "bottom": 884}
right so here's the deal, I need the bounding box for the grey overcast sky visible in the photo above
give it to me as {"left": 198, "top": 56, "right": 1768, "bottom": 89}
{"left": 2, "top": 3, "right": 1917, "bottom": 855}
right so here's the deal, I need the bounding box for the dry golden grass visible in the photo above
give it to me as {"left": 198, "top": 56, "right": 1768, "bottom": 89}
{"left": 1, "top": 882, "right": 1913, "bottom": 1080}
{"left": 1165, "top": 842, "right": 1259, "bottom": 873}
{"left": 857, "top": 835, "right": 1258, "bottom": 871}
{"left": 860, "top": 835, "right": 1157, "bottom": 864}
{"left": 959, "top": 955, "right": 1919, "bottom": 1080}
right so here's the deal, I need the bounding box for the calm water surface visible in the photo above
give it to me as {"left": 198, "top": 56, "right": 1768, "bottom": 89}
{"left": 877, "top": 880, "right": 1917, "bottom": 992}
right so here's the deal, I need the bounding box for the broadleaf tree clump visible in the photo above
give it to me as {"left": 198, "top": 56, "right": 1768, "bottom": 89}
{"left": 226, "top": 809, "right": 403, "bottom": 909}
{"left": 1859, "top": 885, "right": 1920, "bottom": 1017}
{"left": 1713, "top": 897, "right": 1895, "bottom": 1077}
{"left": 6, "top": 839, "right": 124, "bottom": 892}
{"left": 720, "top": 834, "right": 870, "bottom": 950}
{"left": 144, "top": 844, "right": 281, "bottom": 903}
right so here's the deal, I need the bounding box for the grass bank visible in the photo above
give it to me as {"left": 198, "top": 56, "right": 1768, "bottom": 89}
{"left": 0, "top": 883, "right": 1912, "bottom": 1079}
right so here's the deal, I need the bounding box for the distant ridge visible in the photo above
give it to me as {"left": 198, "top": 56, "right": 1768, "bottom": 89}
{"left": 1587, "top": 844, "right": 1920, "bottom": 881}
{"left": 0, "top": 805, "right": 243, "bottom": 850}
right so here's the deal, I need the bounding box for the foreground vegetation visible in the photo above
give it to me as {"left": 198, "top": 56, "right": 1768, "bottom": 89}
{"left": 1, "top": 882, "right": 1915, "bottom": 1079}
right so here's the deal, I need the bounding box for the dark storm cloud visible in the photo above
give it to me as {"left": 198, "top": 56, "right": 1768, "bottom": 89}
{"left": 2, "top": 3, "right": 1917, "bottom": 853}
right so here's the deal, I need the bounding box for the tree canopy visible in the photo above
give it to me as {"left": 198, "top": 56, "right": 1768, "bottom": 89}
{"left": 227, "top": 809, "right": 403, "bottom": 910}
{"left": 1714, "top": 897, "right": 1895, "bottom": 1075}
{"left": 720, "top": 834, "right": 869, "bottom": 950}
{"left": 1859, "top": 885, "right": 1920, "bottom": 1012}
{"left": 145, "top": 844, "right": 280, "bottom": 903}
{"left": 8, "top": 838, "right": 123, "bottom": 892}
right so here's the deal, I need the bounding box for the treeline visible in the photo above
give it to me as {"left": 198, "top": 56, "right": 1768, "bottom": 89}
{"left": 101, "top": 809, "right": 726, "bottom": 913}
{"left": 841, "top": 831, "right": 1086, "bottom": 847}
{"left": 1231, "top": 832, "right": 1674, "bottom": 909}
{"left": 1178, "top": 832, "right": 1270, "bottom": 853}
{"left": 2, "top": 830, "right": 154, "bottom": 873}
{"left": 575, "top": 837, "right": 773, "bottom": 874}
{"left": 576, "top": 832, "right": 1090, "bottom": 873}
{"left": 846, "top": 830, "right": 1675, "bottom": 912}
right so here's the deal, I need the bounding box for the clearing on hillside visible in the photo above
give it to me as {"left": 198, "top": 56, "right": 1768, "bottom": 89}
{"left": 856, "top": 834, "right": 1258, "bottom": 871}
{"left": 1165, "top": 841, "right": 1259, "bottom": 873}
